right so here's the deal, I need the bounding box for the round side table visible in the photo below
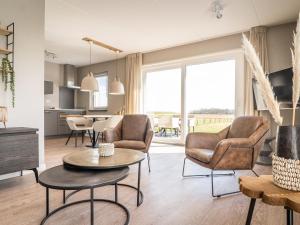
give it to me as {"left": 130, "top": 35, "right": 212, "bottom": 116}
{"left": 63, "top": 148, "right": 145, "bottom": 206}
{"left": 39, "top": 165, "right": 130, "bottom": 225}
{"left": 239, "top": 175, "right": 300, "bottom": 225}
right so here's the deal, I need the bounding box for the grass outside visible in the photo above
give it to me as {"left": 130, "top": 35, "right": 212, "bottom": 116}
{"left": 190, "top": 114, "right": 233, "bottom": 133}
{"left": 150, "top": 113, "right": 234, "bottom": 134}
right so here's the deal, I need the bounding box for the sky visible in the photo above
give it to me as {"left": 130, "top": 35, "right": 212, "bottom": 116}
{"left": 145, "top": 59, "right": 235, "bottom": 113}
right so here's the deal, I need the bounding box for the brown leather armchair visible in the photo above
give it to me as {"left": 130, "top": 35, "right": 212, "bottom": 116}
{"left": 104, "top": 114, "right": 154, "bottom": 172}
{"left": 183, "top": 116, "right": 269, "bottom": 197}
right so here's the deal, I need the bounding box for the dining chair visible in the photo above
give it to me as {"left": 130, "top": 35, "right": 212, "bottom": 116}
{"left": 93, "top": 115, "right": 123, "bottom": 143}
{"left": 65, "top": 117, "right": 93, "bottom": 147}
{"left": 157, "top": 115, "right": 180, "bottom": 136}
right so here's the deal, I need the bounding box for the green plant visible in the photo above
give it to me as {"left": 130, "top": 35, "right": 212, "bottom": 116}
{"left": 1, "top": 57, "right": 15, "bottom": 107}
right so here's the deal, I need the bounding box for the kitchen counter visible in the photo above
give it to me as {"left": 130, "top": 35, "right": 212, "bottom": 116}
{"left": 44, "top": 108, "right": 86, "bottom": 112}
{"left": 44, "top": 109, "right": 85, "bottom": 136}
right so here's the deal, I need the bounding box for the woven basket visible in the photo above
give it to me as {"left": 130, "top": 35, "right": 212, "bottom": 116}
{"left": 98, "top": 143, "right": 114, "bottom": 157}
{"left": 272, "top": 154, "right": 300, "bottom": 191}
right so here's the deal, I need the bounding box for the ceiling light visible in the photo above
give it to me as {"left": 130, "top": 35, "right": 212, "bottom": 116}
{"left": 212, "top": 0, "right": 224, "bottom": 19}
{"left": 109, "top": 51, "right": 125, "bottom": 95}
{"left": 80, "top": 41, "right": 99, "bottom": 92}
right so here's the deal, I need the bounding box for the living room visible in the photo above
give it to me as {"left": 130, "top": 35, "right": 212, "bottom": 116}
{"left": 1, "top": 0, "right": 300, "bottom": 225}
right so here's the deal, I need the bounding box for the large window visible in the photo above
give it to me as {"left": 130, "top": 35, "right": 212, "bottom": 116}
{"left": 143, "top": 52, "right": 241, "bottom": 144}
{"left": 186, "top": 60, "right": 235, "bottom": 133}
{"left": 93, "top": 74, "right": 108, "bottom": 109}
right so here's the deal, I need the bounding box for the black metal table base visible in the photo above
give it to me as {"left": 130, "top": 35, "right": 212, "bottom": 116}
{"left": 245, "top": 198, "right": 294, "bottom": 225}
{"left": 64, "top": 161, "right": 143, "bottom": 207}
{"left": 64, "top": 183, "right": 144, "bottom": 207}
{"left": 42, "top": 187, "right": 130, "bottom": 225}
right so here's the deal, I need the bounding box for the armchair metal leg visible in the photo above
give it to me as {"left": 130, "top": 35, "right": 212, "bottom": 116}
{"left": 147, "top": 152, "right": 151, "bottom": 173}
{"left": 182, "top": 157, "right": 235, "bottom": 178}
{"left": 211, "top": 170, "right": 240, "bottom": 198}
{"left": 65, "top": 130, "right": 73, "bottom": 145}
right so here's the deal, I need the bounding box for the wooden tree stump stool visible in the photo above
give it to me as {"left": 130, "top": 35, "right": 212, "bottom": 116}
{"left": 239, "top": 175, "right": 300, "bottom": 225}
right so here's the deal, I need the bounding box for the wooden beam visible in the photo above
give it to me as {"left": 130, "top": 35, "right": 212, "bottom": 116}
{"left": 82, "top": 37, "right": 123, "bottom": 53}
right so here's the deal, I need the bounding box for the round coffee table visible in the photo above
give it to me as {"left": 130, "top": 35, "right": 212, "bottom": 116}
{"left": 39, "top": 165, "right": 130, "bottom": 225}
{"left": 63, "top": 148, "right": 145, "bottom": 206}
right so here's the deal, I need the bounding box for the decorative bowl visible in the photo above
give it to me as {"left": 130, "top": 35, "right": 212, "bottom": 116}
{"left": 98, "top": 143, "right": 114, "bottom": 157}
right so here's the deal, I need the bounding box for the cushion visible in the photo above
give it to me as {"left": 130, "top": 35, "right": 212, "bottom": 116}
{"left": 186, "top": 148, "right": 214, "bottom": 163}
{"left": 114, "top": 140, "right": 146, "bottom": 150}
{"left": 122, "top": 115, "right": 148, "bottom": 141}
{"left": 227, "top": 116, "right": 263, "bottom": 138}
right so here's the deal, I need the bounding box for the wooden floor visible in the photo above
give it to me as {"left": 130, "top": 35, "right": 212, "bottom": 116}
{"left": 0, "top": 137, "right": 299, "bottom": 225}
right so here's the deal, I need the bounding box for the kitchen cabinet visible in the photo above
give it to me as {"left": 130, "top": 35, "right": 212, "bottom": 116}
{"left": 44, "top": 109, "right": 85, "bottom": 136}
{"left": 44, "top": 110, "right": 58, "bottom": 136}
{"left": 44, "top": 81, "right": 53, "bottom": 95}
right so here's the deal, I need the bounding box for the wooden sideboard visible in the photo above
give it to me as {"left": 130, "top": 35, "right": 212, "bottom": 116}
{"left": 0, "top": 127, "right": 39, "bottom": 182}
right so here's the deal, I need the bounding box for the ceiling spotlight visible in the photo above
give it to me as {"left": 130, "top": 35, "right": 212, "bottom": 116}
{"left": 212, "top": 0, "right": 224, "bottom": 19}
{"left": 45, "top": 50, "right": 57, "bottom": 59}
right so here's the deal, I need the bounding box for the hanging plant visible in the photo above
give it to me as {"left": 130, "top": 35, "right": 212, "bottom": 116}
{"left": 1, "top": 57, "right": 15, "bottom": 107}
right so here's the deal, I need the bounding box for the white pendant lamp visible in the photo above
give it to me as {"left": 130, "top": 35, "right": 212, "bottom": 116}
{"left": 80, "top": 41, "right": 99, "bottom": 92}
{"left": 109, "top": 51, "right": 124, "bottom": 95}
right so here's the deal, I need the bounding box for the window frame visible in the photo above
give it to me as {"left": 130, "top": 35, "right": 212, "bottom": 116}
{"left": 142, "top": 49, "right": 244, "bottom": 144}
{"left": 92, "top": 72, "right": 109, "bottom": 110}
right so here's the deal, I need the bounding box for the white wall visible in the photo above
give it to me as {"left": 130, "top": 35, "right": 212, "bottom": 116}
{"left": 0, "top": 0, "right": 45, "bottom": 174}
{"left": 267, "top": 22, "right": 295, "bottom": 73}
{"left": 44, "top": 61, "right": 63, "bottom": 108}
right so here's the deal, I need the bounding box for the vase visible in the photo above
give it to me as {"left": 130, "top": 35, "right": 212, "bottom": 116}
{"left": 272, "top": 126, "right": 300, "bottom": 191}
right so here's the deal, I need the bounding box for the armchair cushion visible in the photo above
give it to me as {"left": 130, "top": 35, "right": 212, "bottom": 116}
{"left": 227, "top": 116, "right": 264, "bottom": 138}
{"left": 122, "top": 115, "right": 148, "bottom": 141}
{"left": 186, "top": 148, "right": 214, "bottom": 163}
{"left": 114, "top": 140, "right": 146, "bottom": 150}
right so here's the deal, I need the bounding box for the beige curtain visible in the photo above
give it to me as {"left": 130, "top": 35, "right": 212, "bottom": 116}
{"left": 125, "top": 53, "right": 142, "bottom": 114}
{"left": 244, "top": 26, "right": 269, "bottom": 115}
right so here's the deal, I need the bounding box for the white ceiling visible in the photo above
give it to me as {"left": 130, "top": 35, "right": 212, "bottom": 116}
{"left": 45, "top": 0, "right": 300, "bottom": 66}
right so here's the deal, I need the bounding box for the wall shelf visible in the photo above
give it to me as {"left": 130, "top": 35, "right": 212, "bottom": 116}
{"left": 0, "top": 47, "right": 12, "bottom": 54}
{"left": 0, "top": 27, "right": 12, "bottom": 36}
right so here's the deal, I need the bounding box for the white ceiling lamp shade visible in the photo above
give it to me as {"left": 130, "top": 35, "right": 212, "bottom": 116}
{"left": 80, "top": 72, "right": 99, "bottom": 92}
{"left": 80, "top": 41, "right": 99, "bottom": 92}
{"left": 109, "top": 50, "right": 125, "bottom": 95}
{"left": 110, "top": 77, "right": 125, "bottom": 95}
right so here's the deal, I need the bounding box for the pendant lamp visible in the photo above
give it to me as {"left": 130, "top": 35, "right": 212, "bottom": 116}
{"left": 80, "top": 41, "right": 99, "bottom": 92}
{"left": 109, "top": 51, "right": 124, "bottom": 95}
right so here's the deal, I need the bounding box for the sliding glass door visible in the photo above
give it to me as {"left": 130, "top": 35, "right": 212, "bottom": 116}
{"left": 143, "top": 53, "right": 240, "bottom": 144}
{"left": 186, "top": 60, "right": 235, "bottom": 134}
{"left": 144, "top": 68, "right": 182, "bottom": 143}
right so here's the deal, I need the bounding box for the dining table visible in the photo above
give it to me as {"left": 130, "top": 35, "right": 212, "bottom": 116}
{"left": 83, "top": 114, "right": 112, "bottom": 148}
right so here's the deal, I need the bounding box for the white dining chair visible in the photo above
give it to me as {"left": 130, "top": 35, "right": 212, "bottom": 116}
{"left": 93, "top": 115, "right": 123, "bottom": 143}
{"left": 65, "top": 117, "right": 93, "bottom": 147}
{"left": 157, "top": 115, "right": 180, "bottom": 136}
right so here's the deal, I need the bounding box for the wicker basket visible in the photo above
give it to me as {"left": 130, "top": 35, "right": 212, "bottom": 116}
{"left": 98, "top": 143, "right": 114, "bottom": 157}
{"left": 272, "top": 154, "right": 300, "bottom": 191}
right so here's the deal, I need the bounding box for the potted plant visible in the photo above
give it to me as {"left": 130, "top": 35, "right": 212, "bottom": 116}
{"left": 243, "top": 13, "right": 300, "bottom": 191}
{"left": 1, "top": 56, "right": 15, "bottom": 107}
